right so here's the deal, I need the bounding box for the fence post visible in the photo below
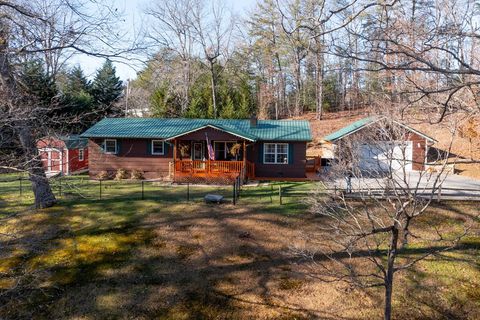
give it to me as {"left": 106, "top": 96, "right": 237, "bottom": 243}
{"left": 437, "top": 184, "right": 442, "bottom": 202}
{"left": 270, "top": 184, "right": 273, "bottom": 203}
{"left": 233, "top": 181, "right": 236, "bottom": 205}
{"left": 19, "top": 178, "right": 22, "bottom": 196}
{"left": 279, "top": 185, "right": 282, "bottom": 205}
{"left": 99, "top": 179, "right": 102, "bottom": 199}
{"left": 59, "top": 178, "right": 62, "bottom": 197}
{"left": 187, "top": 182, "right": 190, "bottom": 202}
{"left": 237, "top": 177, "right": 240, "bottom": 199}
{"left": 141, "top": 180, "right": 144, "bottom": 200}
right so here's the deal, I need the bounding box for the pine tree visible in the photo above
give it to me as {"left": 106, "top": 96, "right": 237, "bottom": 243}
{"left": 65, "top": 65, "right": 91, "bottom": 94}
{"left": 59, "top": 66, "right": 94, "bottom": 130}
{"left": 219, "top": 95, "right": 236, "bottom": 119}
{"left": 91, "top": 59, "right": 123, "bottom": 108}
{"left": 18, "top": 60, "right": 57, "bottom": 106}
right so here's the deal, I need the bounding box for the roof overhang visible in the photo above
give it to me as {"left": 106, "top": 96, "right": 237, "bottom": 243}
{"left": 324, "top": 117, "right": 437, "bottom": 143}
{"left": 164, "top": 124, "right": 256, "bottom": 142}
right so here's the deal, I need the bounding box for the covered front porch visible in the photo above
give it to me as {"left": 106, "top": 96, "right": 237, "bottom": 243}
{"left": 170, "top": 127, "right": 255, "bottom": 184}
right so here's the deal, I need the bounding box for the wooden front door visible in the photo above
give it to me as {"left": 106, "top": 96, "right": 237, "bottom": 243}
{"left": 193, "top": 142, "right": 203, "bottom": 160}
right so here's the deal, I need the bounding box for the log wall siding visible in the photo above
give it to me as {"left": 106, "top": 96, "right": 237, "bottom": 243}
{"left": 88, "top": 136, "right": 309, "bottom": 179}
{"left": 88, "top": 138, "right": 173, "bottom": 179}
{"left": 248, "top": 141, "right": 307, "bottom": 178}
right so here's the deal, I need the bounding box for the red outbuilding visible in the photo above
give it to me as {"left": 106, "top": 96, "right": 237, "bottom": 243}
{"left": 37, "top": 135, "right": 89, "bottom": 175}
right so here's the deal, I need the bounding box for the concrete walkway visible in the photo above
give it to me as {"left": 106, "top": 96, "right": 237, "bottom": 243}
{"left": 332, "top": 172, "right": 480, "bottom": 199}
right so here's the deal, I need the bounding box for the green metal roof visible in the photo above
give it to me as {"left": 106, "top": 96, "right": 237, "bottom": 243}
{"left": 323, "top": 116, "right": 437, "bottom": 142}
{"left": 323, "top": 117, "right": 377, "bottom": 142}
{"left": 81, "top": 118, "right": 312, "bottom": 142}
{"left": 60, "top": 135, "right": 88, "bottom": 149}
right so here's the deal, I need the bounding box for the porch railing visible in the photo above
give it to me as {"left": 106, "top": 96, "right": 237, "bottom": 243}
{"left": 174, "top": 160, "right": 244, "bottom": 174}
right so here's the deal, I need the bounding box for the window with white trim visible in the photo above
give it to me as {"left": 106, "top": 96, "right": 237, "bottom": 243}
{"left": 264, "top": 143, "right": 288, "bottom": 164}
{"left": 78, "top": 148, "right": 84, "bottom": 161}
{"left": 104, "top": 139, "right": 117, "bottom": 154}
{"left": 151, "top": 140, "right": 164, "bottom": 155}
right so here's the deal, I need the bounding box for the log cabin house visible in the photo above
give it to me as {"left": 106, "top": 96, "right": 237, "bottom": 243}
{"left": 81, "top": 117, "right": 314, "bottom": 183}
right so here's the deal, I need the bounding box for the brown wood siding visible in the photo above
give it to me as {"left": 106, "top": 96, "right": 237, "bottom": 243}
{"left": 407, "top": 133, "right": 426, "bottom": 171}
{"left": 88, "top": 138, "right": 173, "bottom": 179}
{"left": 174, "top": 127, "right": 248, "bottom": 141}
{"left": 249, "top": 141, "right": 307, "bottom": 178}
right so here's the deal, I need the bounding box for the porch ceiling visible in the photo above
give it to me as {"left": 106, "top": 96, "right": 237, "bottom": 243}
{"left": 166, "top": 124, "right": 256, "bottom": 142}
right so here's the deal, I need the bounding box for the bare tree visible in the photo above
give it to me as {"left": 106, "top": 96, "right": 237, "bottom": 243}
{"left": 146, "top": 0, "right": 197, "bottom": 114}
{"left": 190, "top": 0, "right": 234, "bottom": 118}
{"left": 0, "top": 0, "right": 135, "bottom": 208}
{"left": 301, "top": 113, "right": 471, "bottom": 320}
{"left": 334, "top": 0, "right": 480, "bottom": 121}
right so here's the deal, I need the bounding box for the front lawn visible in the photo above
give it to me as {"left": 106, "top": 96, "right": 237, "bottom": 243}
{"left": 0, "top": 174, "right": 479, "bottom": 319}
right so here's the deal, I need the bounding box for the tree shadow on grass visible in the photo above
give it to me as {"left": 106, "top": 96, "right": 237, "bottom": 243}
{"left": 0, "top": 199, "right": 354, "bottom": 320}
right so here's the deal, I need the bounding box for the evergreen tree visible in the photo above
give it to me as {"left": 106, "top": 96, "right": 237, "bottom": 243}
{"left": 65, "top": 65, "right": 91, "bottom": 93}
{"left": 91, "top": 59, "right": 123, "bottom": 109}
{"left": 59, "top": 65, "right": 95, "bottom": 130}
{"left": 18, "top": 60, "right": 57, "bottom": 106}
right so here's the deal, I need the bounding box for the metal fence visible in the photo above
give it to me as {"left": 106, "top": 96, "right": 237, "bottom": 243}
{"left": 0, "top": 175, "right": 315, "bottom": 206}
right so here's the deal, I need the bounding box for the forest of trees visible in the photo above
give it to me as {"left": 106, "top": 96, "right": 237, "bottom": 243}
{"left": 20, "top": 59, "right": 123, "bottom": 131}
{"left": 127, "top": 0, "right": 480, "bottom": 122}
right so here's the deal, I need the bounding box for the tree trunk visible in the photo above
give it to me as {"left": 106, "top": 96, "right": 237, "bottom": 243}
{"left": 1, "top": 23, "right": 56, "bottom": 209}
{"left": 384, "top": 226, "right": 399, "bottom": 320}
{"left": 315, "top": 37, "right": 323, "bottom": 120}
{"left": 18, "top": 125, "right": 57, "bottom": 209}
{"left": 209, "top": 62, "right": 217, "bottom": 118}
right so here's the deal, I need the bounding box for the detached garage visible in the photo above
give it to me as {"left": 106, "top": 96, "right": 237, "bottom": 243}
{"left": 37, "top": 135, "right": 89, "bottom": 175}
{"left": 323, "top": 117, "right": 436, "bottom": 173}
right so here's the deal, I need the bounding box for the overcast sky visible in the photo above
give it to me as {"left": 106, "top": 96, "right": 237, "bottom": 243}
{"left": 71, "top": 0, "right": 257, "bottom": 81}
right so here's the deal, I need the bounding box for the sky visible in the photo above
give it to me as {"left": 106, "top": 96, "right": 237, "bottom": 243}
{"left": 71, "top": 0, "right": 257, "bottom": 81}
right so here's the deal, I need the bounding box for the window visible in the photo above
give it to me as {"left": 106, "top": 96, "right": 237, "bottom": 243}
{"left": 214, "top": 142, "right": 227, "bottom": 160}
{"left": 78, "top": 148, "right": 84, "bottom": 161}
{"left": 104, "top": 139, "right": 117, "bottom": 154}
{"left": 151, "top": 140, "right": 164, "bottom": 155}
{"left": 214, "top": 141, "right": 240, "bottom": 161}
{"left": 264, "top": 143, "right": 288, "bottom": 164}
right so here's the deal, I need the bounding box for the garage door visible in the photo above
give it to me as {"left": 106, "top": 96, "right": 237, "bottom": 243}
{"left": 358, "top": 141, "right": 412, "bottom": 173}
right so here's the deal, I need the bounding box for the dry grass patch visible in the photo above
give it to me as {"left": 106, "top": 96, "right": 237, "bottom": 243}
{"left": 0, "top": 177, "right": 478, "bottom": 319}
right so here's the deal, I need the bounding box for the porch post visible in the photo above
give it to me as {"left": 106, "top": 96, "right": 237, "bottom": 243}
{"left": 173, "top": 139, "right": 177, "bottom": 180}
{"left": 242, "top": 141, "right": 246, "bottom": 164}
{"left": 174, "top": 139, "right": 177, "bottom": 161}
{"left": 243, "top": 141, "right": 246, "bottom": 180}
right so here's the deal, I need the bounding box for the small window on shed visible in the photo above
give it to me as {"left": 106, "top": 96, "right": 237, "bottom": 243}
{"left": 79, "top": 148, "right": 84, "bottom": 161}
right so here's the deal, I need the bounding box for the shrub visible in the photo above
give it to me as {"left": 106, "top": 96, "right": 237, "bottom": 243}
{"left": 96, "top": 170, "right": 109, "bottom": 180}
{"left": 114, "top": 168, "right": 128, "bottom": 181}
{"left": 130, "top": 170, "right": 144, "bottom": 180}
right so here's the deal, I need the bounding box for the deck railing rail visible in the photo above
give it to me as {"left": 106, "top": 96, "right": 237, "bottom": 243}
{"left": 174, "top": 160, "right": 244, "bottom": 174}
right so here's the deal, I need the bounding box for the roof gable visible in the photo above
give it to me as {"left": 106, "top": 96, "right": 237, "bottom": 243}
{"left": 81, "top": 118, "right": 312, "bottom": 142}
{"left": 323, "top": 117, "right": 437, "bottom": 143}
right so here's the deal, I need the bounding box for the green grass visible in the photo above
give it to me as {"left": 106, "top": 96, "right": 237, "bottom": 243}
{"left": 0, "top": 173, "right": 479, "bottom": 319}
{"left": 0, "top": 174, "right": 315, "bottom": 217}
